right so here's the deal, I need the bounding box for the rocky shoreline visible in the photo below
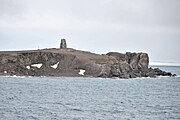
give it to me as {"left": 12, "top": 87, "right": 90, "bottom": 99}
{"left": 0, "top": 47, "right": 176, "bottom": 78}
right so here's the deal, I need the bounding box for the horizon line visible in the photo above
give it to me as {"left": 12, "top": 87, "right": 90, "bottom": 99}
{"left": 150, "top": 61, "right": 180, "bottom": 67}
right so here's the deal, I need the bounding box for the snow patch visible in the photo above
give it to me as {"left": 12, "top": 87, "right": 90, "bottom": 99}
{"left": 78, "top": 69, "right": 86, "bottom": 76}
{"left": 4, "top": 71, "right": 7, "bottom": 74}
{"left": 31, "top": 63, "right": 43, "bottom": 68}
{"left": 26, "top": 66, "right": 30, "bottom": 70}
{"left": 175, "top": 75, "right": 180, "bottom": 78}
{"left": 51, "top": 62, "right": 59, "bottom": 69}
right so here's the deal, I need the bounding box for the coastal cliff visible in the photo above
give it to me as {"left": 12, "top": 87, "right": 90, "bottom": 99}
{"left": 0, "top": 48, "right": 175, "bottom": 78}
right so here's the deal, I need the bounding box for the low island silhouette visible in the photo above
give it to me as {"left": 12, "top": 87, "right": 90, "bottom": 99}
{"left": 0, "top": 39, "right": 176, "bottom": 78}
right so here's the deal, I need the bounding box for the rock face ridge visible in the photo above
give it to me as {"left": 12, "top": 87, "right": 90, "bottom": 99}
{"left": 0, "top": 48, "right": 175, "bottom": 78}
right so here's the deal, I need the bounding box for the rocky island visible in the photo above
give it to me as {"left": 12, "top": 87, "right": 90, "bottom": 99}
{"left": 0, "top": 39, "right": 175, "bottom": 78}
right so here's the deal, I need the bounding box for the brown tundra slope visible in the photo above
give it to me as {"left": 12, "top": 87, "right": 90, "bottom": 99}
{"left": 0, "top": 48, "right": 175, "bottom": 78}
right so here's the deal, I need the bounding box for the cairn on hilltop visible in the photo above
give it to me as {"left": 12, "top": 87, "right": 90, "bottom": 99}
{"left": 60, "top": 39, "right": 67, "bottom": 49}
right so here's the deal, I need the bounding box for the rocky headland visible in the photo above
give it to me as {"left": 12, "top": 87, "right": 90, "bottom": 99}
{"left": 0, "top": 40, "right": 175, "bottom": 78}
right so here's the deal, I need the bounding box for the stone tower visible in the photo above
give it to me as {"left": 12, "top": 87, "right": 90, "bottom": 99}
{"left": 60, "top": 39, "right": 67, "bottom": 49}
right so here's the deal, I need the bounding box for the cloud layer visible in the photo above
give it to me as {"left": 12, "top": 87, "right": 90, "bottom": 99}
{"left": 0, "top": 0, "right": 180, "bottom": 63}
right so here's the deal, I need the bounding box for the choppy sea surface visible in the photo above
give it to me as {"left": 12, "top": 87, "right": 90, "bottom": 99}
{"left": 0, "top": 66, "right": 180, "bottom": 120}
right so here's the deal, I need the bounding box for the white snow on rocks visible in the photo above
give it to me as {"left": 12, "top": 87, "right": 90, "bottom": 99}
{"left": 26, "top": 66, "right": 30, "bottom": 70}
{"left": 78, "top": 69, "right": 86, "bottom": 76}
{"left": 51, "top": 62, "right": 59, "bottom": 69}
{"left": 31, "top": 63, "right": 43, "bottom": 68}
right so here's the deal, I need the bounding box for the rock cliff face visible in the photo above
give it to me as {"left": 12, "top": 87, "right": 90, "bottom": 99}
{"left": 0, "top": 48, "right": 175, "bottom": 78}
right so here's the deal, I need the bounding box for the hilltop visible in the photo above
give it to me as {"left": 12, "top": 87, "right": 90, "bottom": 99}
{"left": 0, "top": 47, "right": 175, "bottom": 78}
{"left": 0, "top": 39, "right": 176, "bottom": 78}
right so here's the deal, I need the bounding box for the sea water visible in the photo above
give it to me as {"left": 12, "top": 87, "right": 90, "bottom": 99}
{"left": 0, "top": 66, "right": 180, "bottom": 120}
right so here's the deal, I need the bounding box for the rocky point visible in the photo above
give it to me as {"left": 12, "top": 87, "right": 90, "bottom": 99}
{"left": 0, "top": 39, "right": 176, "bottom": 78}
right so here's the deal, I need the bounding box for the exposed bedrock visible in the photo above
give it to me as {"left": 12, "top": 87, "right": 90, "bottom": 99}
{"left": 0, "top": 49, "right": 176, "bottom": 78}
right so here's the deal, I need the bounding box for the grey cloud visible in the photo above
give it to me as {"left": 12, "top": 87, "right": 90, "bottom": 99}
{"left": 2, "top": 0, "right": 179, "bottom": 28}
{"left": 0, "top": 0, "right": 180, "bottom": 63}
{"left": 66, "top": 0, "right": 180, "bottom": 28}
{"left": 0, "top": 0, "right": 25, "bottom": 18}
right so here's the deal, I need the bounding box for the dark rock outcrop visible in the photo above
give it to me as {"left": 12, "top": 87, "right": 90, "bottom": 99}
{"left": 0, "top": 48, "right": 175, "bottom": 78}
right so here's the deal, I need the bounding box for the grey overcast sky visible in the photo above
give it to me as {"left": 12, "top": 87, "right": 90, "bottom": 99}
{"left": 0, "top": 0, "right": 180, "bottom": 64}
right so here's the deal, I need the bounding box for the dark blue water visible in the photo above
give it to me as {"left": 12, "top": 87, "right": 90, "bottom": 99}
{"left": 0, "top": 66, "right": 180, "bottom": 120}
